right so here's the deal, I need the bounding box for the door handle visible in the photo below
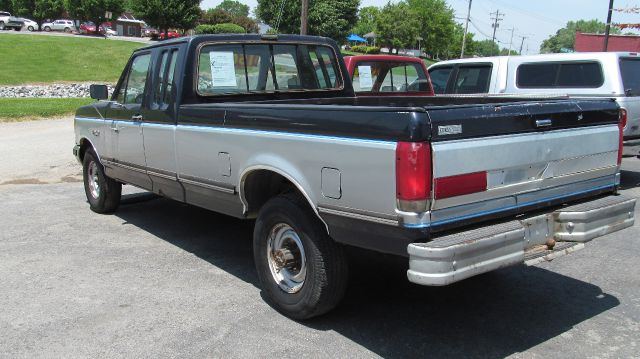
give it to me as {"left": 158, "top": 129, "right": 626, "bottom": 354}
{"left": 131, "top": 114, "right": 143, "bottom": 122}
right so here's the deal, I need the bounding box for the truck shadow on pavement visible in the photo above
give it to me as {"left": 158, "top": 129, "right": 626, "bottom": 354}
{"left": 115, "top": 193, "right": 619, "bottom": 359}
{"left": 620, "top": 169, "right": 640, "bottom": 190}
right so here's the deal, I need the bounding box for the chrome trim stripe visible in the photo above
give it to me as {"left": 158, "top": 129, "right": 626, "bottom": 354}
{"left": 180, "top": 178, "right": 235, "bottom": 194}
{"left": 103, "top": 159, "right": 147, "bottom": 174}
{"left": 177, "top": 124, "right": 398, "bottom": 145}
{"left": 318, "top": 206, "right": 399, "bottom": 227}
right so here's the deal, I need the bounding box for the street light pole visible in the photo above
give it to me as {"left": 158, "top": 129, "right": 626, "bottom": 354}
{"left": 460, "top": 0, "right": 473, "bottom": 58}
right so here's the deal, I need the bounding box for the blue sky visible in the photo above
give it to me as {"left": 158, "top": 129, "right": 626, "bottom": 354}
{"left": 201, "top": 0, "right": 640, "bottom": 54}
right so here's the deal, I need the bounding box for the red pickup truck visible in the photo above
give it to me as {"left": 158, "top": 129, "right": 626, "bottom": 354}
{"left": 343, "top": 54, "right": 434, "bottom": 96}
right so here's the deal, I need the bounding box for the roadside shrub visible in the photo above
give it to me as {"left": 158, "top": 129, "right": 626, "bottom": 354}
{"left": 350, "top": 45, "right": 380, "bottom": 54}
{"left": 195, "top": 23, "right": 246, "bottom": 34}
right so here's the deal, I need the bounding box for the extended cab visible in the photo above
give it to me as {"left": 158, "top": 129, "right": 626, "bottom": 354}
{"left": 344, "top": 54, "right": 433, "bottom": 95}
{"left": 428, "top": 53, "right": 640, "bottom": 156}
{"left": 74, "top": 35, "right": 636, "bottom": 319}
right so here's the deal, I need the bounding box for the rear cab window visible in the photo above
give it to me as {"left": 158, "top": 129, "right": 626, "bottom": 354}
{"left": 517, "top": 61, "right": 604, "bottom": 88}
{"left": 197, "top": 43, "right": 343, "bottom": 96}
{"left": 451, "top": 65, "right": 491, "bottom": 94}
{"left": 352, "top": 61, "right": 431, "bottom": 93}
{"left": 620, "top": 58, "right": 640, "bottom": 96}
{"left": 428, "top": 66, "right": 453, "bottom": 94}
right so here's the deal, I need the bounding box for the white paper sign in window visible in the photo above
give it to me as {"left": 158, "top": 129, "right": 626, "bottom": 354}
{"left": 357, "top": 65, "right": 373, "bottom": 90}
{"left": 209, "top": 51, "right": 237, "bottom": 87}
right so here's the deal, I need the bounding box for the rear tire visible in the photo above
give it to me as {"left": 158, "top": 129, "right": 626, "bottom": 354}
{"left": 13, "top": 27, "right": 20, "bottom": 31}
{"left": 0, "top": 21, "right": 5, "bottom": 30}
{"left": 253, "top": 193, "right": 348, "bottom": 320}
{"left": 82, "top": 150, "right": 121, "bottom": 213}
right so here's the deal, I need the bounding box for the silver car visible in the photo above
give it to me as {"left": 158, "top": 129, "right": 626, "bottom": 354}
{"left": 41, "top": 19, "right": 74, "bottom": 32}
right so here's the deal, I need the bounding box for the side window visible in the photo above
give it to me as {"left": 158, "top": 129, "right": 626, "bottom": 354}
{"left": 557, "top": 62, "right": 603, "bottom": 87}
{"left": 152, "top": 49, "right": 179, "bottom": 107}
{"left": 429, "top": 66, "right": 452, "bottom": 94}
{"left": 272, "top": 45, "right": 300, "bottom": 90}
{"left": 452, "top": 65, "right": 491, "bottom": 94}
{"left": 123, "top": 53, "right": 151, "bottom": 104}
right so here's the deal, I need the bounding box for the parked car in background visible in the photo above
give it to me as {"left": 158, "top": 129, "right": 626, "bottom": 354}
{"left": 41, "top": 19, "right": 74, "bottom": 32}
{"left": 142, "top": 26, "right": 157, "bottom": 37}
{"left": 79, "top": 21, "right": 96, "bottom": 34}
{"left": 157, "top": 30, "right": 180, "bottom": 40}
{"left": 103, "top": 26, "right": 116, "bottom": 36}
{"left": 0, "top": 12, "right": 25, "bottom": 31}
{"left": 428, "top": 52, "right": 640, "bottom": 156}
{"left": 22, "top": 18, "right": 38, "bottom": 31}
{"left": 344, "top": 54, "right": 433, "bottom": 95}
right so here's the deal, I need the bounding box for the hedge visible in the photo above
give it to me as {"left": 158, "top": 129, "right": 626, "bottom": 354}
{"left": 350, "top": 45, "right": 380, "bottom": 54}
{"left": 195, "top": 23, "right": 246, "bottom": 34}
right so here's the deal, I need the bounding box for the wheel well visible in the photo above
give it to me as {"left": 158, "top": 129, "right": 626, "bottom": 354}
{"left": 78, "top": 138, "right": 94, "bottom": 162}
{"left": 242, "top": 170, "right": 303, "bottom": 218}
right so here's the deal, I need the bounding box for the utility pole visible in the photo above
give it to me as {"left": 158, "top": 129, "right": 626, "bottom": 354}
{"left": 603, "top": 0, "right": 614, "bottom": 51}
{"left": 460, "top": 0, "right": 473, "bottom": 58}
{"left": 518, "top": 36, "right": 527, "bottom": 55}
{"left": 490, "top": 10, "right": 504, "bottom": 55}
{"left": 507, "top": 27, "right": 515, "bottom": 55}
{"left": 300, "top": 0, "right": 309, "bottom": 35}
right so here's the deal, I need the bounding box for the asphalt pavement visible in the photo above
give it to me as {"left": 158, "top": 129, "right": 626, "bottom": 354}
{"left": 0, "top": 118, "right": 639, "bottom": 358}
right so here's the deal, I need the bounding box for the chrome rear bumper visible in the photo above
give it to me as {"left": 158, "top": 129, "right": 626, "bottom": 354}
{"left": 407, "top": 195, "right": 636, "bottom": 286}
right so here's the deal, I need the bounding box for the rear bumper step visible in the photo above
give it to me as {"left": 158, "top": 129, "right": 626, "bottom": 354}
{"left": 407, "top": 195, "right": 636, "bottom": 286}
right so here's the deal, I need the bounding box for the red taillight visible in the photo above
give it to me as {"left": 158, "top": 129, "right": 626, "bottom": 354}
{"left": 396, "top": 142, "right": 431, "bottom": 211}
{"left": 618, "top": 108, "right": 627, "bottom": 165}
{"left": 434, "top": 171, "right": 487, "bottom": 199}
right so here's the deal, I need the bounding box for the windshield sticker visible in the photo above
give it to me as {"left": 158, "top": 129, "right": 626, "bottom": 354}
{"left": 209, "top": 51, "right": 237, "bottom": 87}
{"left": 358, "top": 65, "right": 373, "bottom": 90}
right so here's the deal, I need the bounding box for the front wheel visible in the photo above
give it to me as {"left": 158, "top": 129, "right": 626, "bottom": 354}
{"left": 64, "top": 27, "right": 71, "bottom": 33}
{"left": 27, "top": 26, "right": 34, "bottom": 31}
{"left": 44, "top": 26, "right": 50, "bottom": 32}
{"left": 253, "top": 193, "right": 348, "bottom": 320}
{"left": 82, "top": 150, "right": 121, "bottom": 213}
{"left": 0, "top": 21, "right": 5, "bottom": 30}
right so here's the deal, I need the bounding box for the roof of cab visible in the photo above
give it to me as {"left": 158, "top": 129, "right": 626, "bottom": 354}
{"left": 135, "top": 34, "right": 339, "bottom": 52}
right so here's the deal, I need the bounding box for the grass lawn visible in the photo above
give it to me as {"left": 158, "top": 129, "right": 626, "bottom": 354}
{"left": 0, "top": 34, "right": 142, "bottom": 85}
{"left": 0, "top": 98, "right": 93, "bottom": 121}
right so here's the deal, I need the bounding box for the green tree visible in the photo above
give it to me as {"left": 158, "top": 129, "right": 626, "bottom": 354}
{"left": 445, "top": 22, "right": 475, "bottom": 58}
{"left": 64, "top": 0, "right": 123, "bottom": 31}
{"left": 130, "top": 0, "right": 200, "bottom": 36}
{"left": 256, "top": 0, "right": 359, "bottom": 41}
{"left": 351, "top": 6, "right": 379, "bottom": 36}
{"left": 540, "top": 19, "right": 621, "bottom": 53}
{"left": 474, "top": 39, "right": 500, "bottom": 57}
{"left": 12, "top": 0, "right": 65, "bottom": 25}
{"left": 214, "top": 0, "right": 248, "bottom": 18}
{"left": 195, "top": 22, "right": 244, "bottom": 34}
{"left": 1, "top": 0, "right": 14, "bottom": 12}
{"left": 375, "top": 1, "right": 418, "bottom": 49}
{"left": 406, "top": 0, "right": 457, "bottom": 56}
{"left": 201, "top": 8, "right": 232, "bottom": 25}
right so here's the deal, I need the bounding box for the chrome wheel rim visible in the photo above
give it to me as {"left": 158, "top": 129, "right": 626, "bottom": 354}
{"left": 267, "top": 223, "right": 307, "bottom": 293}
{"left": 87, "top": 161, "right": 100, "bottom": 199}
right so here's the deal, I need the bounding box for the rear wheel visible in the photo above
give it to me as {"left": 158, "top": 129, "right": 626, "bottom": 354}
{"left": 64, "top": 27, "right": 70, "bottom": 33}
{"left": 0, "top": 21, "right": 5, "bottom": 30}
{"left": 82, "top": 150, "right": 121, "bottom": 213}
{"left": 13, "top": 27, "right": 20, "bottom": 31}
{"left": 44, "top": 26, "right": 50, "bottom": 32}
{"left": 253, "top": 193, "right": 348, "bottom": 320}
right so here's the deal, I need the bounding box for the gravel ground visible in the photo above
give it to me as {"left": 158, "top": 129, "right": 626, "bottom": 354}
{"left": 0, "top": 84, "right": 115, "bottom": 98}
{"left": 0, "top": 118, "right": 639, "bottom": 358}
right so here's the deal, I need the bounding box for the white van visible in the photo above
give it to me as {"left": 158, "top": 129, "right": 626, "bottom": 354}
{"left": 428, "top": 53, "right": 640, "bottom": 155}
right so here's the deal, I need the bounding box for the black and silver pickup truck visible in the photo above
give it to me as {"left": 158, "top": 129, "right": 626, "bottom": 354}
{"left": 74, "top": 34, "right": 636, "bottom": 319}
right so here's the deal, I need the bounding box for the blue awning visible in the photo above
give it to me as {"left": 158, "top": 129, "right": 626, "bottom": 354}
{"left": 346, "top": 34, "right": 367, "bottom": 43}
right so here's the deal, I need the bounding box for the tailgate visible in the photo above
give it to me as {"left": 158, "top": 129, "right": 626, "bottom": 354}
{"left": 426, "top": 99, "right": 621, "bottom": 229}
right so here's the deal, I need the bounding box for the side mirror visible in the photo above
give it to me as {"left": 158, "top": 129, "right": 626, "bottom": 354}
{"left": 90, "top": 84, "right": 108, "bottom": 100}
